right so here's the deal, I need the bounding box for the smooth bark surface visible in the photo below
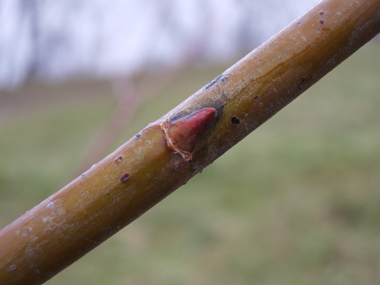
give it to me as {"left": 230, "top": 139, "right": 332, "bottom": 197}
{"left": 1, "top": 0, "right": 380, "bottom": 284}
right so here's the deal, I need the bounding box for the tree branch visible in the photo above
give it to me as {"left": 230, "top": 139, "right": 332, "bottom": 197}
{"left": 1, "top": 0, "right": 379, "bottom": 284}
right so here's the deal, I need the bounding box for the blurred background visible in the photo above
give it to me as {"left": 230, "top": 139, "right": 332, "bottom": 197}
{"left": 1, "top": 0, "right": 380, "bottom": 284}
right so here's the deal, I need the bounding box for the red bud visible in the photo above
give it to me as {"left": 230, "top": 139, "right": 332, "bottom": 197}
{"left": 161, "top": 108, "right": 216, "bottom": 161}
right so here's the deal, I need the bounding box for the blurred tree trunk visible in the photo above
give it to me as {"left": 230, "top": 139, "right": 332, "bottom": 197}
{"left": 1, "top": 0, "right": 380, "bottom": 284}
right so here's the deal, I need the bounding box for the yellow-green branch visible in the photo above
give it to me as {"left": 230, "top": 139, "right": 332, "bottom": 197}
{"left": 1, "top": 0, "right": 380, "bottom": 284}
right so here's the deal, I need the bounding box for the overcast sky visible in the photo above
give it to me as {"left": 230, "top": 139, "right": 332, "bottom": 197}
{"left": 0, "top": 0, "right": 321, "bottom": 89}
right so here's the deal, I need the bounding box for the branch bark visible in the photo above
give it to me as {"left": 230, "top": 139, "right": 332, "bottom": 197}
{"left": 1, "top": 0, "right": 380, "bottom": 284}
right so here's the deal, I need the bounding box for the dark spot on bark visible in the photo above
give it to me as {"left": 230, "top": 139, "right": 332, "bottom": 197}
{"left": 221, "top": 74, "right": 230, "bottom": 82}
{"left": 120, "top": 173, "right": 130, "bottom": 183}
{"left": 31, "top": 265, "right": 40, "bottom": 274}
{"left": 319, "top": 11, "right": 324, "bottom": 15}
{"left": 299, "top": 76, "right": 306, "bottom": 89}
{"left": 135, "top": 133, "right": 141, "bottom": 138}
{"left": 319, "top": 19, "right": 324, "bottom": 24}
{"left": 254, "top": 95, "right": 259, "bottom": 100}
{"left": 205, "top": 74, "right": 223, "bottom": 89}
{"left": 114, "top": 156, "right": 123, "bottom": 163}
{"left": 230, "top": 116, "right": 240, "bottom": 125}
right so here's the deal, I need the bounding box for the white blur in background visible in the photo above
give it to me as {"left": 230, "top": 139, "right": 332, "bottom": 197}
{"left": 0, "top": 0, "right": 320, "bottom": 89}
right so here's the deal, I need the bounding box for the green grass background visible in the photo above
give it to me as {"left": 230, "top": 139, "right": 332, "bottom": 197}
{"left": 1, "top": 44, "right": 380, "bottom": 284}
